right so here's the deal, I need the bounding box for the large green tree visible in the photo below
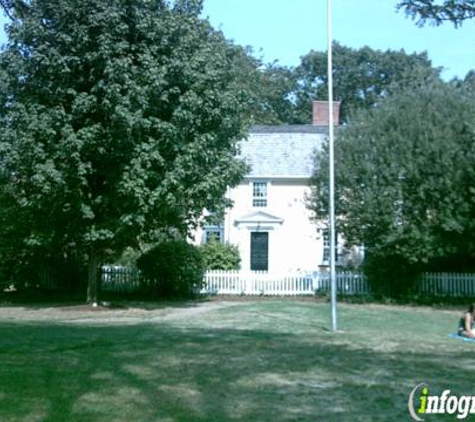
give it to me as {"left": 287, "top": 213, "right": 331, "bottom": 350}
{"left": 309, "top": 79, "right": 475, "bottom": 290}
{"left": 0, "top": 0, "right": 252, "bottom": 302}
{"left": 293, "top": 42, "right": 442, "bottom": 123}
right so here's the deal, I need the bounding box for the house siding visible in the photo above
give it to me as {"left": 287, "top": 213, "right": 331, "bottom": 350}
{"left": 222, "top": 179, "right": 323, "bottom": 272}
{"left": 193, "top": 126, "right": 334, "bottom": 272}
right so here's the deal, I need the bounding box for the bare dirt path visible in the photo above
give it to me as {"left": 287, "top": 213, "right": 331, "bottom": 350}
{"left": 0, "top": 300, "right": 243, "bottom": 324}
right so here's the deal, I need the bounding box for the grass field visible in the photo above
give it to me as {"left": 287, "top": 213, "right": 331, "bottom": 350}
{"left": 0, "top": 298, "right": 472, "bottom": 421}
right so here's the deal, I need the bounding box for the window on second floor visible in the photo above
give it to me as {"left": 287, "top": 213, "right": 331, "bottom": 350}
{"left": 252, "top": 182, "right": 268, "bottom": 207}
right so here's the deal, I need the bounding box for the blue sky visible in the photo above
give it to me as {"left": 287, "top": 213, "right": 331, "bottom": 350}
{"left": 0, "top": 1, "right": 474, "bottom": 79}
{"left": 202, "top": 0, "right": 475, "bottom": 80}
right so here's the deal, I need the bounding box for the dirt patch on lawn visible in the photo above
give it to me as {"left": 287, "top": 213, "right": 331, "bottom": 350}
{"left": 0, "top": 300, "right": 243, "bottom": 324}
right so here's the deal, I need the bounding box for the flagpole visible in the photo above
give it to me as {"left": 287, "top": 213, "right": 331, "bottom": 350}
{"left": 327, "top": 0, "right": 337, "bottom": 332}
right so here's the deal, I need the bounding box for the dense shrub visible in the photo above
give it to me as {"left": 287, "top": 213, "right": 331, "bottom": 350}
{"left": 200, "top": 240, "right": 241, "bottom": 270}
{"left": 136, "top": 240, "right": 204, "bottom": 298}
{"left": 363, "top": 252, "right": 420, "bottom": 298}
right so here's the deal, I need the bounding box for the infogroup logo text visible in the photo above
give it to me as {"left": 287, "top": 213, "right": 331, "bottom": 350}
{"left": 409, "top": 383, "right": 475, "bottom": 420}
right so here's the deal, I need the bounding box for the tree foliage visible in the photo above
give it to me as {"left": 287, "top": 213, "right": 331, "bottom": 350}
{"left": 293, "top": 42, "right": 442, "bottom": 123}
{"left": 244, "top": 43, "right": 442, "bottom": 125}
{"left": 249, "top": 61, "right": 298, "bottom": 125}
{"left": 397, "top": 0, "right": 475, "bottom": 26}
{"left": 200, "top": 240, "right": 241, "bottom": 270}
{"left": 0, "top": 0, "right": 253, "bottom": 301}
{"left": 309, "top": 79, "right": 475, "bottom": 291}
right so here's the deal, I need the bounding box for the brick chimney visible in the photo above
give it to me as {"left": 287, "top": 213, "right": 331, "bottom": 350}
{"left": 312, "top": 101, "right": 340, "bottom": 126}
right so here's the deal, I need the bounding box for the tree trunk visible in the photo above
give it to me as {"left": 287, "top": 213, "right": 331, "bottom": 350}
{"left": 87, "top": 251, "right": 100, "bottom": 305}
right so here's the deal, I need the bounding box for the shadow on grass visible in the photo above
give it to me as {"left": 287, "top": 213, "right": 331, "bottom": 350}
{"left": 0, "top": 317, "right": 473, "bottom": 422}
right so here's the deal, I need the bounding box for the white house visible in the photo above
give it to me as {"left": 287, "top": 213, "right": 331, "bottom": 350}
{"left": 196, "top": 102, "right": 361, "bottom": 273}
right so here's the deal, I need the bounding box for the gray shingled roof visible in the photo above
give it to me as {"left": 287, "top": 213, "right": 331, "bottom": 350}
{"left": 239, "top": 125, "right": 328, "bottom": 178}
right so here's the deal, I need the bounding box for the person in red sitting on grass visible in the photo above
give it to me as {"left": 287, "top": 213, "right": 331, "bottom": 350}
{"left": 458, "top": 304, "right": 475, "bottom": 338}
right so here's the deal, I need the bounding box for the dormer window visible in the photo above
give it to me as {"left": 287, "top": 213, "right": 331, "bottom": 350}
{"left": 252, "top": 182, "right": 268, "bottom": 207}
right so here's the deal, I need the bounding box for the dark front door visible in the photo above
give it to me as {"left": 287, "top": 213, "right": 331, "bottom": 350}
{"left": 250, "top": 232, "right": 269, "bottom": 271}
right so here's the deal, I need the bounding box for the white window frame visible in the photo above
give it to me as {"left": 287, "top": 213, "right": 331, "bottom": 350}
{"left": 204, "top": 225, "right": 224, "bottom": 243}
{"left": 251, "top": 181, "right": 269, "bottom": 208}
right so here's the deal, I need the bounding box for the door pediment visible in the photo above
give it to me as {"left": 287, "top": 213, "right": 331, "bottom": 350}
{"left": 234, "top": 211, "right": 284, "bottom": 228}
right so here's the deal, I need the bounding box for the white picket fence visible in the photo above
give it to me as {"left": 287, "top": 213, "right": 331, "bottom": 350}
{"left": 419, "top": 273, "right": 475, "bottom": 297}
{"left": 97, "top": 267, "right": 475, "bottom": 297}
{"left": 202, "top": 270, "right": 370, "bottom": 296}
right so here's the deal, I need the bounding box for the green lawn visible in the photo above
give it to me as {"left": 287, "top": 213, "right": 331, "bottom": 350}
{"left": 0, "top": 299, "right": 472, "bottom": 421}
